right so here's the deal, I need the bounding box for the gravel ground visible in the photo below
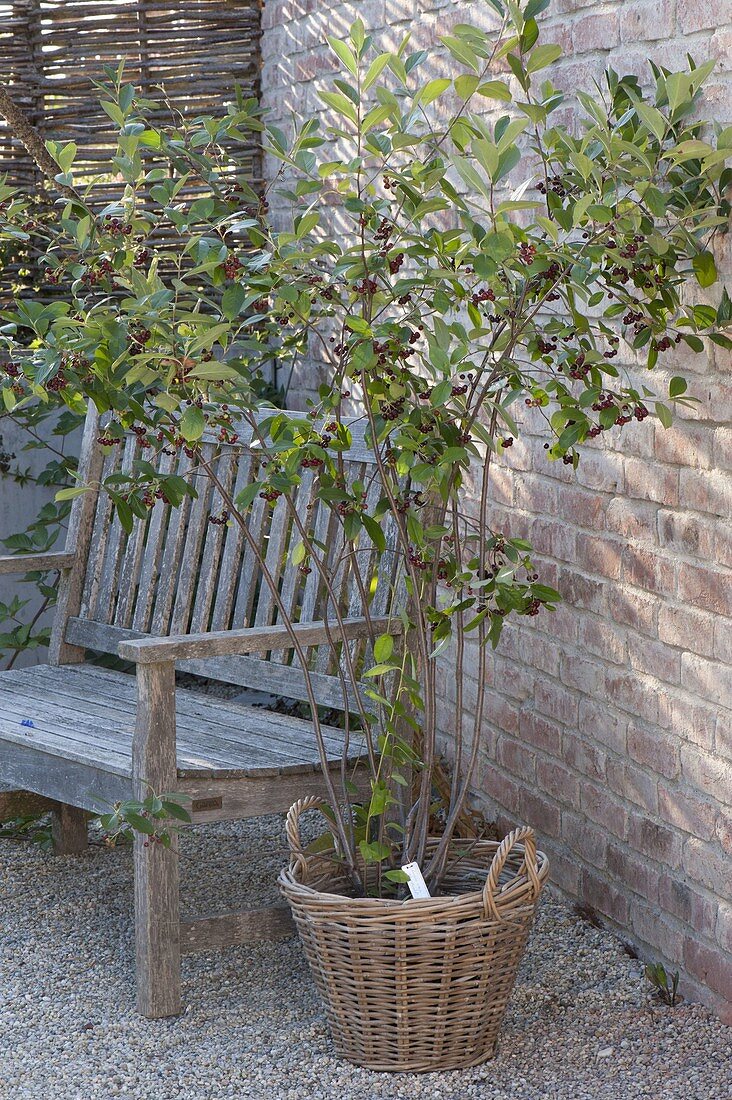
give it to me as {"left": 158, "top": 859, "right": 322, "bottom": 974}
{"left": 1, "top": 815, "right": 730, "bottom": 1100}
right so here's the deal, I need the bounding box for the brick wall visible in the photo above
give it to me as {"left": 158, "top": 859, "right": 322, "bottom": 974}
{"left": 260, "top": 0, "right": 732, "bottom": 1019}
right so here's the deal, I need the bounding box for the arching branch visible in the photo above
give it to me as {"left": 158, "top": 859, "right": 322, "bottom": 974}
{"left": 0, "top": 85, "right": 77, "bottom": 199}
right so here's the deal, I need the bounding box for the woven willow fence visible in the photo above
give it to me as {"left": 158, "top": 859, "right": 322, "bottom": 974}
{"left": 0, "top": 0, "right": 262, "bottom": 288}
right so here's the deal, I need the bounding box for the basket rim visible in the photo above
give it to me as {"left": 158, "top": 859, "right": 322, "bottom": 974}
{"left": 278, "top": 837, "right": 549, "bottom": 914}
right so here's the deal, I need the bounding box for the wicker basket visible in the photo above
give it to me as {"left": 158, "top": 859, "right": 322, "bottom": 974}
{"left": 278, "top": 796, "right": 549, "bottom": 1072}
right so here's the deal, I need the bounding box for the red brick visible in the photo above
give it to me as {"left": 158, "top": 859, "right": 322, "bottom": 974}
{"left": 294, "top": 51, "right": 339, "bottom": 82}
{"left": 498, "top": 625, "right": 560, "bottom": 678}
{"left": 480, "top": 765, "right": 520, "bottom": 812}
{"left": 716, "top": 524, "right": 732, "bottom": 569}
{"left": 564, "top": 731, "right": 608, "bottom": 781}
{"left": 682, "top": 837, "right": 728, "bottom": 893}
{"left": 519, "top": 789, "right": 561, "bottom": 838}
{"left": 715, "top": 811, "right": 732, "bottom": 854}
{"left": 562, "top": 811, "right": 607, "bottom": 867}
{"left": 628, "top": 636, "right": 680, "bottom": 684}
{"left": 654, "top": 423, "right": 713, "bottom": 468}
{"left": 578, "top": 616, "right": 626, "bottom": 665}
{"left": 534, "top": 678, "right": 578, "bottom": 726}
{"left": 621, "top": 546, "right": 676, "bottom": 596}
{"left": 625, "top": 457, "right": 678, "bottom": 504}
{"left": 679, "top": 0, "right": 731, "bottom": 34}
{"left": 553, "top": 484, "right": 608, "bottom": 529}
{"left": 627, "top": 723, "right": 679, "bottom": 780}
{"left": 620, "top": 0, "right": 675, "bottom": 42}
{"left": 659, "top": 697, "right": 717, "bottom": 753}
{"left": 606, "top": 844, "right": 661, "bottom": 902}
{"left": 537, "top": 759, "right": 580, "bottom": 806}
{"left": 581, "top": 869, "right": 629, "bottom": 926}
{"left": 575, "top": 534, "right": 622, "bottom": 579}
{"left": 607, "top": 761, "right": 658, "bottom": 814}
{"left": 496, "top": 737, "right": 536, "bottom": 782}
{"left": 579, "top": 697, "right": 627, "bottom": 755}
{"left": 714, "top": 619, "right": 732, "bottom": 663}
{"left": 605, "top": 670, "right": 659, "bottom": 723}
{"left": 560, "top": 653, "right": 605, "bottom": 695}
{"left": 541, "top": 841, "right": 581, "bottom": 894}
{"left": 557, "top": 568, "right": 607, "bottom": 614}
{"left": 580, "top": 783, "right": 627, "bottom": 840}
{"left": 678, "top": 563, "right": 732, "bottom": 618}
{"left": 681, "top": 653, "right": 732, "bottom": 711}
{"left": 658, "top": 605, "right": 715, "bottom": 658}
{"left": 519, "top": 710, "right": 563, "bottom": 755}
{"left": 658, "top": 509, "right": 716, "bottom": 558}
{"left": 716, "top": 902, "right": 732, "bottom": 953}
{"left": 573, "top": 11, "right": 620, "bottom": 53}
{"left": 680, "top": 747, "right": 732, "bottom": 804}
{"left": 715, "top": 426, "right": 732, "bottom": 471}
{"left": 684, "top": 938, "right": 732, "bottom": 999}
{"left": 658, "top": 785, "right": 717, "bottom": 840}
{"left": 529, "top": 516, "right": 576, "bottom": 562}
{"left": 627, "top": 813, "right": 682, "bottom": 866}
{"left": 630, "top": 899, "right": 684, "bottom": 961}
{"left": 575, "top": 452, "right": 624, "bottom": 494}
{"left": 606, "top": 498, "right": 656, "bottom": 541}
{"left": 659, "top": 876, "right": 718, "bottom": 932}
{"left": 483, "top": 696, "right": 520, "bottom": 738}
{"left": 680, "top": 470, "right": 732, "bottom": 518}
{"left": 609, "top": 587, "right": 658, "bottom": 634}
{"left": 514, "top": 474, "right": 558, "bottom": 516}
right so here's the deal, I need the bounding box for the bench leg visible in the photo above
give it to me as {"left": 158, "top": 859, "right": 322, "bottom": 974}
{"left": 51, "top": 804, "right": 89, "bottom": 856}
{"left": 134, "top": 830, "right": 182, "bottom": 1018}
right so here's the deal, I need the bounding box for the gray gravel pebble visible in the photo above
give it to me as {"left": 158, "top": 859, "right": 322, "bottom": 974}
{"left": 1, "top": 815, "right": 730, "bottom": 1100}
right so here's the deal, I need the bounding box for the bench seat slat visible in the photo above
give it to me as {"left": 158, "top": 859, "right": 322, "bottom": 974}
{"left": 0, "top": 664, "right": 360, "bottom": 787}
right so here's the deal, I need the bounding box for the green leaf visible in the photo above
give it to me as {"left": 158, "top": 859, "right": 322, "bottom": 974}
{"left": 655, "top": 401, "right": 673, "bottom": 429}
{"left": 526, "top": 43, "right": 562, "bottom": 74}
{"left": 477, "top": 79, "right": 512, "bottom": 101}
{"left": 327, "top": 35, "right": 358, "bottom": 76}
{"left": 417, "top": 78, "right": 451, "bottom": 105}
{"left": 161, "top": 800, "right": 192, "bottom": 823}
{"left": 363, "top": 663, "right": 396, "bottom": 677}
{"left": 221, "top": 283, "right": 247, "bottom": 320}
{"left": 692, "top": 251, "right": 717, "bottom": 288}
{"left": 669, "top": 376, "right": 687, "bottom": 398}
{"left": 363, "top": 53, "right": 390, "bottom": 91}
{"left": 455, "top": 74, "right": 479, "bottom": 99}
{"left": 180, "top": 406, "right": 205, "bottom": 442}
{"left": 295, "top": 210, "right": 319, "bottom": 238}
{"left": 124, "top": 811, "right": 155, "bottom": 835}
{"left": 384, "top": 869, "right": 410, "bottom": 883}
{"left": 635, "top": 102, "right": 667, "bottom": 142}
{"left": 374, "top": 634, "right": 394, "bottom": 662}
{"left": 359, "top": 840, "right": 391, "bottom": 863}
{"left": 362, "top": 513, "right": 386, "bottom": 552}
{"left": 54, "top": 486, "right": 88, "bottom": 501}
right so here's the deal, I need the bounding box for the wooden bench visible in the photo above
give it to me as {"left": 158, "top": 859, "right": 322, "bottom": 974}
{"left": 0, "top": 406, "right": 395, "bottom": 1017}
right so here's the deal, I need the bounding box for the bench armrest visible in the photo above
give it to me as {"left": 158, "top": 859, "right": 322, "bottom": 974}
{"left": 118, "top": 616, "right": 401, "bottom": 665}
{"left": 0, "top": 551, "right": 75, "bottom": 575}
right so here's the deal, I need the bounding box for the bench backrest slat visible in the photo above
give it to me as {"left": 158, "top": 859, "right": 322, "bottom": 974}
{"left": 62, "top": 410, "right": 398, "bottom": 709}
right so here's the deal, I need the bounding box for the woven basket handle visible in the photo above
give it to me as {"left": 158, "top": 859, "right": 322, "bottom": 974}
{"left": 483, "top": 826, "right": 542, "bottom": 922}
{"left": 285, "top": 796, "right": 333, "bottom": 879}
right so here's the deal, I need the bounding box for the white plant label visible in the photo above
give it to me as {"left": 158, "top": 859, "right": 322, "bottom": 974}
{"left": 401, "top": 861, "right": 431, "bottom": 899}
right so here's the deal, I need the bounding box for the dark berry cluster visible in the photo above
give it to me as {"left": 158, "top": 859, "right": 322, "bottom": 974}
{"left": 102, "top": 215, "right": 132, "bottom": 238}
{"left": 471, "top": 287, "right": 496, "bottom": 307}
{"left": 223, "top": 256, "right": 243, "bottom": 279}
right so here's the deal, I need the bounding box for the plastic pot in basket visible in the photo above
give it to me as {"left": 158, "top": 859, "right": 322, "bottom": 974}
{"left": 278, "top": 796, "right": 549, "bottom": 1073}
